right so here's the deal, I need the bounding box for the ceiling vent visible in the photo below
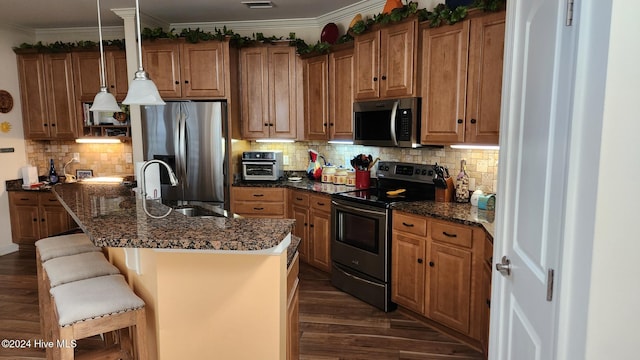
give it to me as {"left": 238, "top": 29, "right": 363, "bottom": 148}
{"left": 241, "top": 1, "right": 274, "bottom": 9}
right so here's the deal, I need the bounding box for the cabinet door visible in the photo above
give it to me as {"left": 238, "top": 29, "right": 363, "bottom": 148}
{"left": 329, "top": 48, "right": 355, "bottom": 140}
{"left": 106, "top": 50, "right": 129, "bottom": 101}
{"left": 303, "top": 55, "right": 329, "bottom": 140}
{"left": 181, "top": 41, "right": 226, "bottom": 98}
{"left": 268, "top": 46, "right": 297, "bottom": 139}
{"left": 465, "top": 12, "right": 505, "bottom": 144}
{"left": 17, "top": 54, "right": 49, "bottom": 139}
{"left": 240, "top": 47, "right": 270, "bottom": 139}
{"left": 39, "top": 204, "right": 72, "bottom": 239}
{"left": 481, "top": 264, "right": 492, "bottom": 355}
{"left": 143, "top": 42, "right": 182, "bottom": 98}
{"left": 72, "top": 51, "right": 102, "bottom": 101}
{"left": 391, "top": 232, "right": 426, "bottom": 314}
{"left": 353, "top": 31, "right": 380, "bottom": 100}
{"left": 428, "top": 241, "right": 472, "bottom": 334}
{"left": 309, "top": 208, "right": 331, "bottom": 272}
{"left": 44, "top": 53, "right": 77, "bottom": 139}
{"left": 380, "top": 19, "right": 417, "bottom": 98}
{"left": 420, "top": 21, "right": 469, "bottom": 144}
{"left": 291, "top": 205, "right": 310, "bottom": 263}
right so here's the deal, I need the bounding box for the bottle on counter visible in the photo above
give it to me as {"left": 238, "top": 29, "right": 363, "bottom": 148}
{"left": 455, "top": 159, "right": 469, "bottom": 203}
{"left": 48, "top": 159, "right": 58, "bottom": 184}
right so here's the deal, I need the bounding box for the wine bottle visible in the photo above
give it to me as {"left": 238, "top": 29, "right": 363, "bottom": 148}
{"left": 48, "top": 159, "right": 58, "bottom": 184}
{"left": 455, "top": 159, "right": 469, "bottom": 203}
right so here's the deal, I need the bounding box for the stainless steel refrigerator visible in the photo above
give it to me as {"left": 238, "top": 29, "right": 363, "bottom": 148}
{"left": 141, "top": 101, "right": 228, "bottom": 210}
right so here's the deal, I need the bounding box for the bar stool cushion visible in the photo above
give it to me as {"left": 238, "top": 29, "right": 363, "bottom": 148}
{"left": 50, "top": 274, "right": 145, "bottom": 327}
{"left": 35, "top": 233, "right": 100, "bottom": 262}
{"left": 43, "top": 252, "right": 121, "bottom": 287}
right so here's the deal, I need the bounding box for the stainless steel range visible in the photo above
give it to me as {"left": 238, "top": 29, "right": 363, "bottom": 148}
{"left": 331, "top": 161, "right": 438, "bottom": 312}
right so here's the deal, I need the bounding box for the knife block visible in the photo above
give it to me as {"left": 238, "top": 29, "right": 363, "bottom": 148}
{"left": 435, "top": 177, "right": 454, "bottom": 202}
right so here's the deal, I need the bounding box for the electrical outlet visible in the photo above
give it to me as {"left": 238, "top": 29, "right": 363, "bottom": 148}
{"left": 125, "top": 153, "right": 133, "bottom": 163}
{"left": 283, "top": 155, "right": 290, "bottom": 165}
{"left": 72, "top": 153, "right": 80, "bottom": 162}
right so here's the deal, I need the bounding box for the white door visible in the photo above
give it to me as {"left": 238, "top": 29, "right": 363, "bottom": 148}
{"left": 490, "top": 0, "right": 577, "bottom": 359}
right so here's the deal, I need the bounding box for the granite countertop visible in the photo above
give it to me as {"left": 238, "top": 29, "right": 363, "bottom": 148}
{"left": 234, "top": 179, "right": 496, "bottom": 240}
{"left": 51, "top": 183, "right": 295, "bottom": 252}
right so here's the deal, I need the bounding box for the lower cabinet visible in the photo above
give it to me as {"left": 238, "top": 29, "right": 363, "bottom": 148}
{"left": 232, "top": 187, "right": 285, "bottom": 218}
{"left": 289, "top": 190, "right": 310, "bottom": 262}
{"left": 288, "top": 189, "right": 331, "bottom": 272}
{"left": 286, "top": 252, "right": 300, "bottom": 360}
{"left": 9, "top": 191, "right": 75, "bottom": 250}
{"left": 391, "top": 211, "right": 487, "bottom": 346}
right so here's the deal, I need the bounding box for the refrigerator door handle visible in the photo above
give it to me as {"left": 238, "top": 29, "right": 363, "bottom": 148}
{"left": 180, "top": 112, "right": 188, "bottom": 188}
{"left": 173, "top": 111, "right": 183, "bottom": 184}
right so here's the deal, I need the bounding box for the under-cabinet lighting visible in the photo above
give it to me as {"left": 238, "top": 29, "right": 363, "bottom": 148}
{"left": 80, "top": 176, "right": 124, "bottom": 183}
{"left": 255, "top": 139, "right": 295, "bottom": 143}
{"left": 328, "top": 140, "right": 354, "bottom": 145}
{"left": 75, "top": 137, "right": 123, "bottom": 144}
{"left": 241, "top": 1, "right": 273, "bottom": 9}
{"left": 450, "top": 144, "right": 500, "bottom": 150}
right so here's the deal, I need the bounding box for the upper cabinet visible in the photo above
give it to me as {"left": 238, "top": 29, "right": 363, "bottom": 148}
{"left": 354, "top": 18, "right": 418, "bottom": 100}
{"left": 16, "top": 52, "right": 78, "bottom": 140}
{"left": 420, "top": 11, "right": 505, "bottom": 145}
{"left": 304, "top": 46, "right": 355, "bottom": 141}
{"left": 142, "top": 39, "right": 227, "bottom": 99}
{"left": 240, "top": 45, "right": 298, "bottom": 140}
{"left": 72, "top": 49, "right": 129, "bottom": 102}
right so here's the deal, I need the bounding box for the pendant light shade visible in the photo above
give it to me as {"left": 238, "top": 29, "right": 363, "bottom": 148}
{"left": 90, "top": 0, "right": 122, "bottom": 113}
{"left": 122, "top": 0, "right": 165, "bottom": 105}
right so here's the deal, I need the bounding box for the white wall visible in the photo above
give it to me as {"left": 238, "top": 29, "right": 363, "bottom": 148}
{"left": 0, "top": 26, "right": 33, "bottom": 254}
{"left": 585, "top": 1, "right": 640, "bottom": 359}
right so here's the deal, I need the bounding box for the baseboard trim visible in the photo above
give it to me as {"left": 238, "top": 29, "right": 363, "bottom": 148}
{"left": 0, "top": 243, "right": 19, "bottom": 256}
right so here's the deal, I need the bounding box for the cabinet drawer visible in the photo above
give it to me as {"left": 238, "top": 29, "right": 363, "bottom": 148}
{"left": 234, "top": 187, "right": 284, "bottom": 202}
{"left": 310, "top": 194, "right": 330, "bottom": 212}
{"left": 393, "top": 212, "right": 427, "bottom": 237}
{"left": 39, "top": 192, "right": 61, "bottom": 205}
{"left": 431, "top": 220, "right": 473, "bottom": 248}
{"left": 290, "top": 191, "right": 309, "bottom": 207}
{"left": 234, "top": 202, "right": 285, "bottom": 216}
{"left": 9, "top": 191, "right": 39, "bottom": 205}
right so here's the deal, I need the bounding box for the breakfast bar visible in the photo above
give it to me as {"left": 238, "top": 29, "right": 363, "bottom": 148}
{"left": 51, "top": 182, "right": 296, "bottom": 359}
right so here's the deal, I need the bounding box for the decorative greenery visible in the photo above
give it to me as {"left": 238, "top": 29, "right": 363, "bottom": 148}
{"left": 14, "top": 0, "right": 504, "bottom": 55}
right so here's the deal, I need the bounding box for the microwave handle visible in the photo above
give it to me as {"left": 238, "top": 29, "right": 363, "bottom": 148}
{"left": 390, "top": 100, "right": 399, "bottom": 146}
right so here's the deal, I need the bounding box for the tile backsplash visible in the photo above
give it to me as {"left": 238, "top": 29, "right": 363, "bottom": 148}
{"left": 25, "top": 140, "right": 134, "bottom": 178}
{"left": 249, "top": 141, "right": 499, "bottom": 193}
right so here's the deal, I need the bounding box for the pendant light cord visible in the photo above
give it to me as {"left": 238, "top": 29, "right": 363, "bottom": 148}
{"left": 135, "top": 0, "right": 144, "bottom": 72}
{"left": 96, "top": 0, "right": 107, "bottom": 88}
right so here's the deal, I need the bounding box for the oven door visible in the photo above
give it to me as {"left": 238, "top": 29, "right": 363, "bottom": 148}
{"left": 242, "top": 161, "right": 277, "bottom": 181}
{"left": 331, "top": 198, "right": 389, "bottom": 281}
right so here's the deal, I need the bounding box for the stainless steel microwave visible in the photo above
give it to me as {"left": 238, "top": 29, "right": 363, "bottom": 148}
{"left": 353, "top": 97, "right": 421, "bottom": 148}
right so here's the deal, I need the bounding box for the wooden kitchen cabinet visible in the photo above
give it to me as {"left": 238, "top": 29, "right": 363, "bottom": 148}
{"left": 240, "top": 45, "right": 298, "bottom": 139}
{"left": 304, "top": 45, "right": 354, "bottom": 141}
{"left": 16, "top": 52, "right": 78, "bottom": 140}
{"left": 286, "top": 252, "right": 300, "bottom": 360}
{"left": 143, "top": 39, "right": 227, "bottom": 99}
{"left": 420, "top": 11, "right": 505, "bottom": 145}
{"left": 9, "top": 191, "right": 75, "bottom": 251}
{"left": 289, "top": 189, "right": 310, "bottom": 263}
{"left": 232, "top": 187, "right": 285, "bottom": 218}
{"left": 72, "top": 48, "right": 129, "bottom": 102}
{"left": 480, "top": 237, "right": 493, "bottom": 356}
{"left": 308, "top": 194, "right": 331, "bottom": 272}
{"left": 354, "top": 18, "right": 417, "bottom": 100}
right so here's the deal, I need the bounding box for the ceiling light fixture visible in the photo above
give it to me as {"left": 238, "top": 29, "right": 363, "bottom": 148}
{"left": 241, "top": 1, "right": 274, "bottom": 9}
{"left": 122, "top": 0, "right": 165, "bottom": 105}
{"left": 89, "top": 0, "right": 121, "bottom": 113}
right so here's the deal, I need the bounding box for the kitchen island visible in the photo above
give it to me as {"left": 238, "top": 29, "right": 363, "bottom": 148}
{"left": 51, "top": 182, "right": 296, "bottom": 360}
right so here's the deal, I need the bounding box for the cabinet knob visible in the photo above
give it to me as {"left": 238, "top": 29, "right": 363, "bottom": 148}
{"left": 44, "top": 123, "right": 48, "bottom": 127}
{"left": 309, "top": 224, "right": 314, "bottom": 228}
{"left": 33, "top": 218, "right": 38, "bottom": 222}
{"left": 185, "top": 80, "right": 189, "bottom": 84}
{"left": 429, "top": 261, "right": 435, "bottom": 267}
{"left": 110, "top": 85, "right": 115, "bottom": 88}
{"left": 381, "top": 75, "right": 387, "bottom": 80}
{"left": 303, "top": 223, "right": 308, "bottom": 227}
{"left": 470, "top": 118, "right": 477, "bottom": 124}
{"left": 269, "top": 124, "right": 274, "bottom": 127}
{"left": 417, "top": 258, "right": 423, "bottom": 264}
{"left": 51, "top": 123, "right": 56, "bottom": 127}
{"left": 457, "top": 119, "right": 463, "bottom": 124}
{"left": 41, "top": 219, "right": 46, "bottom": 222}
{"left": 323, "top": 123, "right": 327, "bottom": 127}
{"left": 264, "top": 123, "right": 269, "bottom": 127}
{"left": 373, "top": 77, "right": 378, "bottom": 82}
{"left": 175, "top": 81, "right": 180, "bottom": 85}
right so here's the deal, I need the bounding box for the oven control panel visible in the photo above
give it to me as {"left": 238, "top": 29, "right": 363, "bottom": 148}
{"left": 375, "top": 161, "right": 435, "bottom": 184}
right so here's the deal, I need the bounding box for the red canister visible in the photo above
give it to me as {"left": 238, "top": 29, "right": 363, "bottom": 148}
{"left": 355, "top": 170, "right": 370, "bottom": 189}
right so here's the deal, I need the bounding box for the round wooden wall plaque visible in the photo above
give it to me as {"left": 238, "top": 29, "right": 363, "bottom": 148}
{"left": 0, "top": 90, "right": 13, "bottom": 113}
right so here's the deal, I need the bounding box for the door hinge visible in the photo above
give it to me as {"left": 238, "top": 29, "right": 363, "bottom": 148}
{"left": 546, "top": 268, "right": 555, "bottom": 301}
{"left": 566, "top": 0, "right": 574, "bottom": 26}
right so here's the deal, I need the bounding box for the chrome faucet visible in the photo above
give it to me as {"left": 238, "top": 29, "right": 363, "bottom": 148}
{"left": 140, "top": 159, "right": 178, "bottom": 218}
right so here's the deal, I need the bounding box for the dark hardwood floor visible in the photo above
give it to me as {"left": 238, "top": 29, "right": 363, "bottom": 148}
{"left": 0, "top": 251, "right": 483, "bottom": 359}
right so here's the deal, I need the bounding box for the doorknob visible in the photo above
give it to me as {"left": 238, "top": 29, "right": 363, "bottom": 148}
{"left": 496, "top": 256, "right": 511, "bottom": 276}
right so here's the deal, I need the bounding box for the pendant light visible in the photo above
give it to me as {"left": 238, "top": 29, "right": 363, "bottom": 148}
{"left": 122, "top": 0, "right": 165, "bottom": 105}
{"left": 89, "top": 0, "right": 121, "bottom": 113}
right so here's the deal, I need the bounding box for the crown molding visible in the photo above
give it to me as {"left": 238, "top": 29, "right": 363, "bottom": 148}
{"left": 112, "top": 7, "right": 169, "bottom": 32}
{"left": 317, "top": 0, "right": 386, "bottom": 24}
{"left": 172, "top": 17, "right": 321, "bottom": 34}
{"left": 34, "top": 26, "right": 124, "bottom": 41}
{"left": 0, "top": 23, "right": 35, "bottom": 38}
